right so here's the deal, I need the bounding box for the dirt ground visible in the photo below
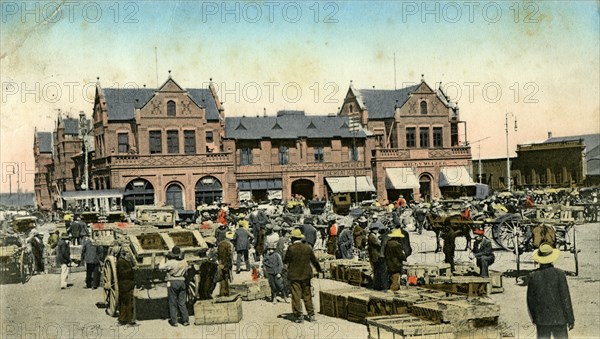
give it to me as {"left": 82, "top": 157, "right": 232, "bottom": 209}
{"left": 1, "top": 221, "right": 598, "bottom": 338}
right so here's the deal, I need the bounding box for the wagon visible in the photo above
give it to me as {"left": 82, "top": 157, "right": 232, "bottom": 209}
{"left": 0, "top": 216, "right": 36, "bottom": 283}
{"left": 101, "top": 227, "right": 210, "bottom": 317}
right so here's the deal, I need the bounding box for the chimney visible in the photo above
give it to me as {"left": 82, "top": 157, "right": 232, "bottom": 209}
{"left": 548, "top": 131, "right": 552, "bottom": 139}
{"left": 263, "top": 107, "right": 267, "bottom": 117}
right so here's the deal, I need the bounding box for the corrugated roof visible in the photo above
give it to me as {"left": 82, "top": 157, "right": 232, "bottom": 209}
{"left": 225, "top": 111, "right": 369, "bottom": 140}
{"left": 103, "top": 87, "right": 220, "bottom": 121}
{"left": 355, "top": 85, "right": 418, "bottom": 119}
{"left": 36, "top": 132, "right": 53, "bottom": 153}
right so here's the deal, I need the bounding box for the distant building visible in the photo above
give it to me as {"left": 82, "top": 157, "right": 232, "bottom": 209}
{"left": 33, "top": 130, "right": 53, "bottom": 210}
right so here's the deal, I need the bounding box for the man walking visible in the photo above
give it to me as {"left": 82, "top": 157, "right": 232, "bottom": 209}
{"left": 263, "top": 244, "right": 286, "bottom": 303}
{"left": 56, "top": 233, "right": 71, "bottom": 289}
{"left": 81, "top": 235, "right": 102, "bottom": 289}
{"left": 233, "top": 223, "right": 252, "bottom": 274}
{"left": 115, "top": 247, "right": 136, "bottom": 326}
{"left": 384, "top": 229, "right": 405, "bottom": 291}
{"left": 527, "top": 243, "right": 574, "bottom": 338}
{"left": 284, "top": 229, "right": 321, "bottom": 323}
{"left": 159, "top": 246, "right": 189, "bottom": 327}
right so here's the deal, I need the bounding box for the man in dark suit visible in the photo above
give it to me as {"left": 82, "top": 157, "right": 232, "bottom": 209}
{"left": 471, "top": 227, "right": 495, "bottom": 278}
{"left": 301, "top": 222, "right": 317, "bottom": 248}
{"left": 81, "top": 235, "right": 103, "bottom": 289}
{"left": 115, "top": 247, "right": 136, "bottom": 326}
{"left": 284, "top": 229, "right": 321, "bottom": 323}
{"left": 384, "top": 229, "right": 405, "bottom": 291}
{"left": 527, "top": 243, "right": 574, "bottom": 338}
{"left": 232, "top": 223, "right": 252, "bottom": 274}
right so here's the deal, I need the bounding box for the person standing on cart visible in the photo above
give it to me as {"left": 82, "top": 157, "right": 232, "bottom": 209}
{"left": 159, "top": 246, "right": 189, "bottom": 327}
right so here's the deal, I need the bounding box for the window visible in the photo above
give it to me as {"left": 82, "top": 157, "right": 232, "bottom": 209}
{"left": 349, "top": 144, "right": 359, "bottom": 161}
{"left": 419, "top": 127, "right": 430, "bottom": 148}
{"left": 278, "top": 146, "right": 289, "bottom": 165}
{"left": 167, "top": 130, "right": 179, "bottom": 154}
{"left": 118, "top": 133, "right": 129, "bottom": 153}
{"left": 406, "top": 128, "right": 416, "bottom": 148}
{"left": 314, "top": 147, "right": 324, "bottom": 163}
{"left": 167, "top": 100, "right": 176, "bottom": 117}
{"left": 149, "top": 131, "right": 162, "bottom": 154}
{"left": 240, "top": 148, "right": 253, "bottom": 165}
{"left": 206, "top": 131, "right": 214, "bottom": 143}
{"left": 184, "top": 130, "right": 196, "bottom": 154}
{"left": 420, "top": 101, "right": 427, "bottom": 114}
{"left": 433, "top": 127, "right": 443, "bottom": 148}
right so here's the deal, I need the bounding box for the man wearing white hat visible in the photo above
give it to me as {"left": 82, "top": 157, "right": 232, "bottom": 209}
{"left": 527, "top": 243, "right": 574, "bottom": 338}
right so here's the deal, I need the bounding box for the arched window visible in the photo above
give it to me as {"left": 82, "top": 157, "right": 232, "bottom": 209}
{"left": 420, "top": 101, "right": 427, "bottom": 115}
{"left": 167, "top": 100, "right": 176, "bottom": 117}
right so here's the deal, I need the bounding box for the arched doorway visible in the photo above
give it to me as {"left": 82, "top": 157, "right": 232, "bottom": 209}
{"left": 123, "top": 179, "right": 155, "bottom": 213}
{"left": 419, "top": 174, "right": 432, "bottom": 202}
{"left": 291, "top": 179, "right": 314, "bottom": 200}
{"left": 195, "top": 176, "right": 223, "bottom": 206}
{"left": 166, "top": 183, "right": 184, "bottom": 210}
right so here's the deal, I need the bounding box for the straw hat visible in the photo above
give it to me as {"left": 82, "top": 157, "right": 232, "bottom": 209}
{"left": 388, "top": 229, "right": 405, "bottom": 238}
{"left": 226, "top": 231, "right": 235, "bottom": 240}
{"left": 290, "top": 229, "right": 304, "bottom": 239}
{"left": 238, "top": 213, "right": 246, "bottom": 219}
{"left": 532, "top": 243, "right": 560, "bottom": 264}
{"left": 357, "top": 216, "right": 367, "bottom": 223}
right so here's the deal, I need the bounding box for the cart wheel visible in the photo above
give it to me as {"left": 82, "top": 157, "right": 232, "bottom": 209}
{"left": 102, "top": 256, "right": 119, "bottom": 317}
{"left": 19, "top": 250, "right": 34, "bottom": 283}
{"left": 493, "top": 214, "right": 528, "bottom": 251}
{"left": 187, "top": 273, "right": 200, "bottom": 309}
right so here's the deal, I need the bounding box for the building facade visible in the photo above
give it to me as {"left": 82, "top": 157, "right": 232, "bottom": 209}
{"left": 33, "top": 130, "right": 53, "bottom": 210}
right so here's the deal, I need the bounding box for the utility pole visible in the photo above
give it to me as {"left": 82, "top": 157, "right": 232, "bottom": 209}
{"left": 349, "top": 110, "right": 360, "bottom": 206}
{"left": 505, "top": 112, "right": 517, "bottom": 191}
{"left": 469, "top": 136, "right": 490, "bottom": 184}
{"left": 79, "top": 111, "right": 89, "bottom": 209}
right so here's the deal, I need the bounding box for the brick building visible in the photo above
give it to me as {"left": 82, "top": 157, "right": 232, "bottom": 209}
{"left": 339, "top": 78, "right": 473, "bottom": 201}
{"left": 224, "top": 110, "right": 376, "bottom": 202}
{"left": 33, "top": 130, "right": 53, "bottom": 210}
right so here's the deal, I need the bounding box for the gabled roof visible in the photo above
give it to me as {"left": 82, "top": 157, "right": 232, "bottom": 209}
{"left": 353, "top": 85, "right": 419, "bottom": 119}
{"left": 63, "top": 118, "right": 90, "bottom": 135}
{"left": 102, "top": 87, "right": 221, "bottom": 122}
{"left": 225, "top": 111, "right": 369, "bottom": 140}
{"left": 36, "top": 132, "right": 53, "bottom": 153}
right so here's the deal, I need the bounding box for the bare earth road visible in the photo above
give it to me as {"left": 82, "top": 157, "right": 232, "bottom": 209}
{"left": 1, "top": 222, "right": 599, "bottom": 339}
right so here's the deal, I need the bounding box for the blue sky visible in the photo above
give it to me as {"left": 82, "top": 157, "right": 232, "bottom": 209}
{"left": 1, "top": 1, "right": 598, "bottom": 191}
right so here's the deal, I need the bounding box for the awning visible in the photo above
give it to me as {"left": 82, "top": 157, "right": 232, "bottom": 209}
{"left": 326, "top": 176, "right": 376, "bottom": 193}
{"left": 438, "top": 166, "right": 476, "bottom": 187}
{"left": 61, "top": 189, "right": 124, "bottom": 201}
{"left": 238, "top": 179, "right": 282, "bottom": 191}
{"left": 385, "top": 168, "right": 420, "bottom": 190}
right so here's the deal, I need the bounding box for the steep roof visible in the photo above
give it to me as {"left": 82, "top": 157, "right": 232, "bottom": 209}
{"left": 102, "top": 87, "right": 220, "bottom": 121}
{"left": 354, "top": 85, "right": 419, "bottom": 119}
{"left": 225, "top": 111, "right": 369, "bottom": 140}
{"left": 36, "top": 132, "right": 53, "bottom": 153}
{"left": 63, "top": 118, "right": 82, "bottom": 135}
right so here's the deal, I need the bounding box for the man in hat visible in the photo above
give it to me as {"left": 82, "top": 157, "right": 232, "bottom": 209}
{"left": 326, "top": 217, "right": 338, "bottom": 255}
{"left": 252, "top": 209, "right": 268, "bottom": 261}
{"left": 353, "top": 220, "right": 366, "bottom": 251}
{"left": 337, "top": 224, "right": 354, "bottom": 259}
{"left": 527, "top": 243, "right": 574, "bottom": 338}
{"left": 284, "top": 229, "right": 321, "bottom": 323}
{"left": 27, "top": 229, "right": 45, "bottom": 274}
{"left": 217, "top": 232, "right": 234, "bottom": 297}
{"left": 442, "top": 226, "right": 457, "bottom": 272}
{"left": 301, "top": 220, "right": 318, "bottom": 248}
{"left": 263, "top": 243, "right": 286, "bottom": 303}
{"left": 81, "top": 235, "right": 103, "bottom": 289}
{"left": 56, "top": 233, "right": 71, "bottom": 289}
{"left": 367, "top": 223, "right": 387, "bottom": 291}
{"left": 237, "top": 213, "right": 250, "bottom": 230}
{"left": 214, "top": 223, "right": 228, "bottom": 244}
{"left": 233, "top": 221, "right": 253, "bottom": 274}
{"left": 159, "top": 246, "right": 189, "bottom": 326}
{"left": 471, "top": 227, "right": 495, "bottom": 278}
{"left": 198, "top": 237, "right": 218, "bottom": 300}
{"left": 115, "top": 246, "right": 136, "bottom": 326}
{"left": 47, "top": 228, "right": 60, "bottom": 252}
{"left": 415, "top": 202, "right": 427, "bottom": 235}
{"left": 460, "top": 203, "right": 472, "bottom": 221}
{"left": 384, "top": 229, "right": 406, "bottom": 291}
{"left": 395, "top": 195, "right": 407, "bottom": 208}
{"left": 217, "top": 205, "right": 228, "bottom": 225}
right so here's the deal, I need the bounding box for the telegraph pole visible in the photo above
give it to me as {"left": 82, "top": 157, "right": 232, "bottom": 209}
{"left": 505, "top": 112, "right": 517, "bottom": 191}
{"left": 349, "top": 110, "right": 360, "bottom": 205}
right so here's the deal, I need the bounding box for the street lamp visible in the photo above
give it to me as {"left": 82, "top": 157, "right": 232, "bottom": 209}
{"left": 469, "top": 136, "right": 490, "bottom": 184}
{"left": 505, "top": 112, "right": 517, "bottom": 191}
{"left": 348, "top": 110, "right": 360, "bottom": 206}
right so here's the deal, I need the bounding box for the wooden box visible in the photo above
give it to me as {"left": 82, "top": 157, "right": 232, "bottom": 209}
{"left": 408, "top": 298, "right": 500, "bottom": 329}
{"left": 346, "top": 264, "right": 372, "bottom": 286}
{"left": 366, "top": 314, "right": 456, "bottom": 339}
{"left": 194, "top": 294, "right": 243, "bottom": 325}
{"left": 319, "top": 287, "right": 362, "bottom": 318}
{"left": 335, "top": 288, "right": 371, "bottom": 319}
{"left": 229, "top": 279, "right": 271, "bottom": 301}
{"left": 426, "top": 276, "right": 491, "bottom": 297}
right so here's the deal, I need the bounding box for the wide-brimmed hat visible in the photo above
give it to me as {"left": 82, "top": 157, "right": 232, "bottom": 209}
{"left": 226, "top": 231, "right": 235, "bottom": 240}
{"left": 238, "top": 213, "right": 246, "bottom": 219}
{"left": 357, "top": 216, "right": 367, "bottom": 223}
{"left": 533, "top": 243, "right": 560, "bottom": 264}
{"left": 290, "top": 229, "right": 304, "bottom": 239}
{"left": 388, "top": 229, "right": 405, "bottom": 238}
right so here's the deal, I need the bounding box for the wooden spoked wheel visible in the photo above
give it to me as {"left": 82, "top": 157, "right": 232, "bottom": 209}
{"left": 19, "top": 250, "right": 34, "bottom": 283}
{"left": 102, "top": 256, "right": 119, "bottom": 317}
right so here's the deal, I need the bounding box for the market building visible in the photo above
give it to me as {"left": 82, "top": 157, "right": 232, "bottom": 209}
{"left": 33, "top": 130, "right": 53, "bottom": 210}
{"left": 339, "top": 78, "right": 473, "bottom": 201}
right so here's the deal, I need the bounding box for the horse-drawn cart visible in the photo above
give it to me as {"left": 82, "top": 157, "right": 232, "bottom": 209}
{"left": 101, "top": 227, "right": 210, "bottom": 316}
{"left": 0, "top": 216, "right": 36, "bottom": 283}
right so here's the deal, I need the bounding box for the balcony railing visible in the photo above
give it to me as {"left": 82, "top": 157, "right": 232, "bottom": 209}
{"left": 93, "top": 152, "right": 233, "bottom": 169}
{"left": 373, "top": 146, "right": 471, "bottom": 160}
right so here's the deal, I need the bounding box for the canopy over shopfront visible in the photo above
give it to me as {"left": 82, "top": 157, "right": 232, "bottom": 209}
{"left": 385, "top": 167, "right": 420, "bottom": 189}
{"left": 438, "top": 166, "right": 476, "bottom": 187}
{"left": 325, "top": 176, "right": 376, "bottom": 193}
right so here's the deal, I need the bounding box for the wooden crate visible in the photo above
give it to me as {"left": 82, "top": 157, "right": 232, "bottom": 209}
{"left": 229, "top": 279, "right": 271, "bottom": 301}
{"left": 346, "top": 264, "right": 372, "bottom": 286}
{"left": 405, "top": 263, "right": 452, "bottom": 280}
{"left": 453, "top": 263, "right": 479, "bottom": 276}
{"left": 408, "top": 298, "right": 500, "bottom": 329}
{"left": 489, "top": 270, "right": 503, "bottom": 294}
{"left": 194, "top": 294, "right": 243, "bottom": 325}
{"left": 319, "top": 287, "right": 363, "bottom": 318}
{"left": 366, "top": 314, "right": 456, "bottom": 339}
{"left": 335, "top": 288, "right": 372, "bottom": 319}
{"left": 426, "top": 276, "right": 491, "bottom": 297}
{"left": 347, "top": 291, "right": 377, "bottom": 324}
